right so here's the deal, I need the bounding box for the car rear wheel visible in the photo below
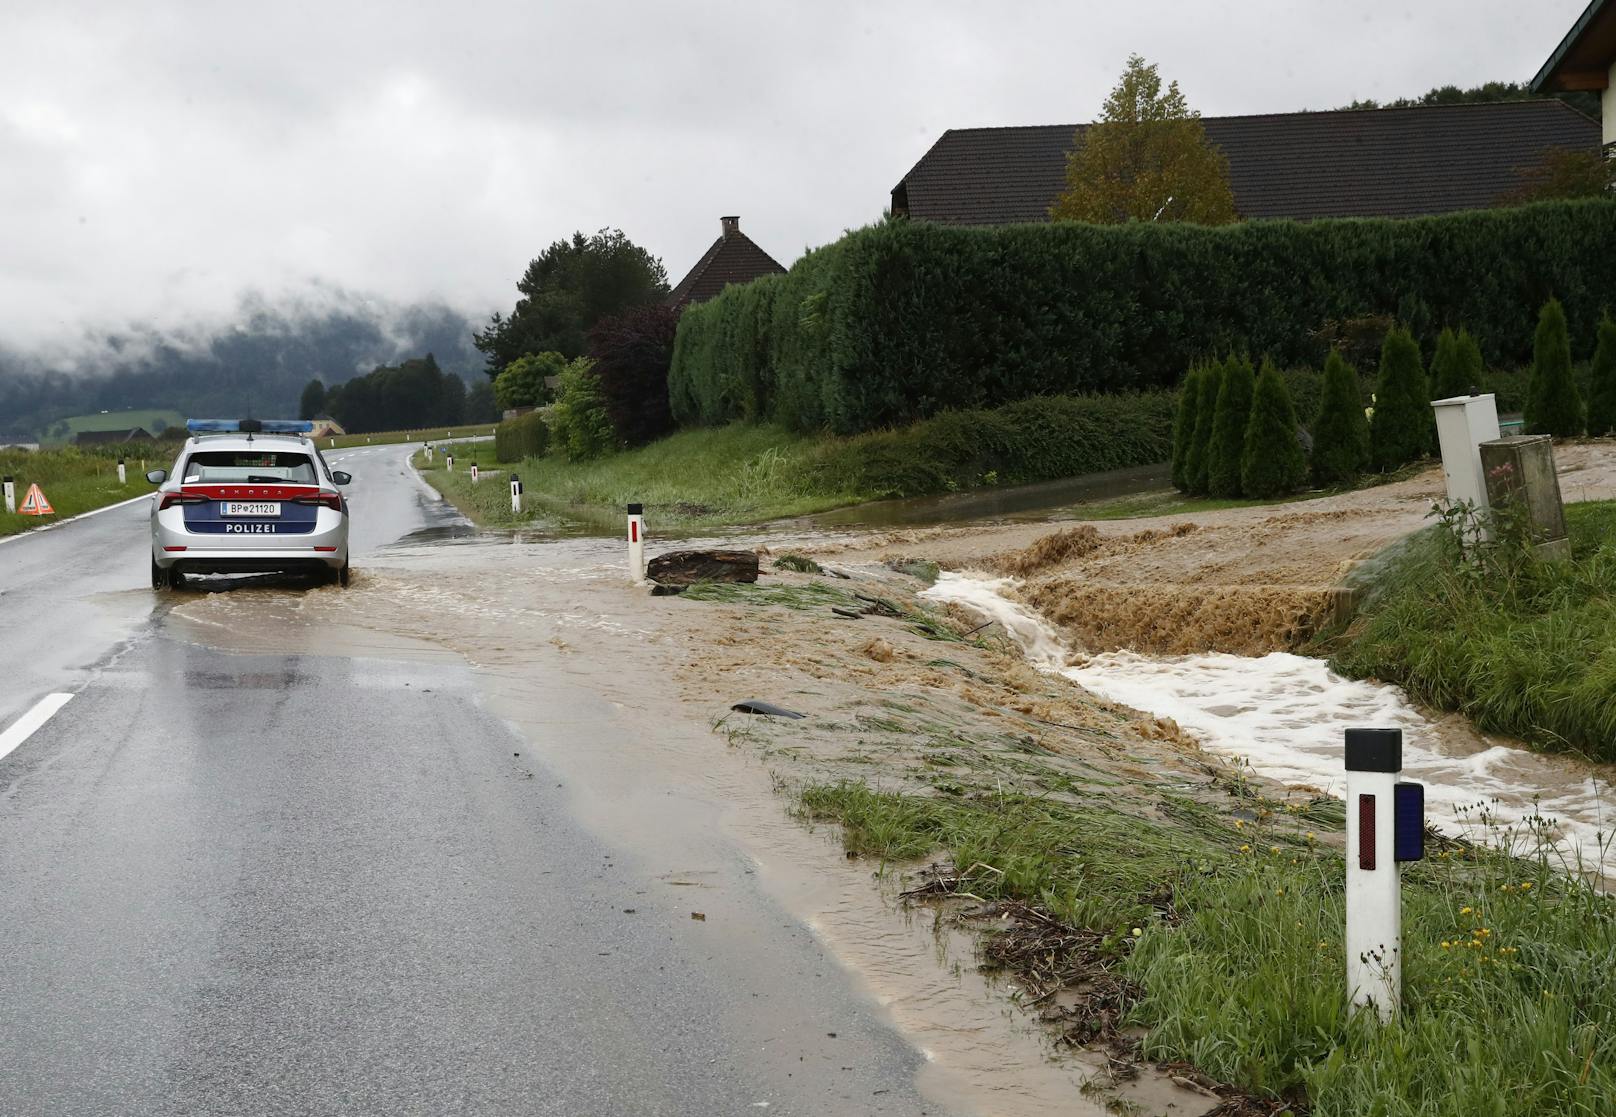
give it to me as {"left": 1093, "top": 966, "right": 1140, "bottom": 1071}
{"left": 332, "top": 561, "right": 350, "bottom": 588}
{"left": 151, "top": 557, "right": 164, "bottom": 590}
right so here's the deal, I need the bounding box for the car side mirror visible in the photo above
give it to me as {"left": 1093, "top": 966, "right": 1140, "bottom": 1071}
{"left": 331, "top": 471, "right": 352, "bottom": 486}
{"left": 146, "top": 469, "right": 167, "bottom": 485}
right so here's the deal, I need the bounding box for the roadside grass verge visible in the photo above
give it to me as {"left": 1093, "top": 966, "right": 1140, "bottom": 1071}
{"left": 801, "top": 781, "right": 1616, "bottom": 1117}
{"left": 1, "top": 446, "right": 156, "bottom": 537}
{"left": 414, "top": 393, "right": 1176, "bottom": 530}
{"left": 1324, "top": 501, "right": 1616, "bottom": 761}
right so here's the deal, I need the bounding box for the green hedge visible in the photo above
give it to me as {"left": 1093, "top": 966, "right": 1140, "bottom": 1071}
{"left": 494, "top": 411, "right": 548, "bottom": 463}
{"left": 801, "top": 392, "right": 1176, "bottom": 500}
{"left": 669, "top": 201, "right": 1616, "bottom": 435}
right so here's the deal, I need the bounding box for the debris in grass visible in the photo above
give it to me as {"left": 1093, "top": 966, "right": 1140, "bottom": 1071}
{"left": 860, "top": 637, "right": 896, "bottom": 663}
{"left": 885, "top": 557, "right": 941, "bottom": 585}
{"left": 774, "top": 553, "right": 824, "bottom": 574}
{"left": 731, "top": 699, "right": 807, "bottom": 719}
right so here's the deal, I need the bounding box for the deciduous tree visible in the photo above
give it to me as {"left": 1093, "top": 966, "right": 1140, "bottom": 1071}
{"left": 474, "top": 229, "right": 669, "bottom": 374}
{"left": 1050, "top": 55, "right": 1237, "bottom": 225}
{"left": 588, "top": 303, "right": 682, "bottom": 446}
{"left": 493, "top": 352, "right": 566, "bottom": 411}
{"left": 298, "top": 378, "right": 326, "bottom": 421}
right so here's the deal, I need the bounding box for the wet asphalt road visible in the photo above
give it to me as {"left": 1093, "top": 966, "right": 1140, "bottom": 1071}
{"left": 0, "top": 444, "right": 943, "bottom": 1116}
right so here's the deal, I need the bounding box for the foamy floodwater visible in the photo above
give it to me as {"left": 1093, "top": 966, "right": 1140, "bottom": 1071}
{"left": 925, "top": 574, "right": 1615, "bottom": 874}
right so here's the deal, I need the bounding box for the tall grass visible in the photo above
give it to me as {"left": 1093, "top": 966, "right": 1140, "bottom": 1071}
{"left": 0, "top": 446, "right": 158, "bottom": 536}
{"left": 1329, "top": 501, "right": 1616, "bottom": 759}
{"left": 802, "top": 782, "right": 1616, "bottom": 1116}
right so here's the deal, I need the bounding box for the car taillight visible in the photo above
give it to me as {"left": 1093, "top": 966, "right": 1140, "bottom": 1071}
{"left": 158, "top": 493, "right": 206, "bottom": 510}
{"left": 293, "top": 492, "right": 343, "bottom": 511}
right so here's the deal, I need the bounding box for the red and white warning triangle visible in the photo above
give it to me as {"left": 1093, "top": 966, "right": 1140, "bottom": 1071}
{"left": 18, "top": 483, "right": 54, "bottom": 516}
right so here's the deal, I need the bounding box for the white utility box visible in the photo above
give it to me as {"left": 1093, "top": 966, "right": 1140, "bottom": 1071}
{"left": 1432, "top": 393, "right": 1501, "bottom": 519}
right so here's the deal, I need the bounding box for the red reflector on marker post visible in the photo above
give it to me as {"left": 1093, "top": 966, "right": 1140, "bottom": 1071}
{"left": 627, "top": 503, "right": 646, "bottom": 583}
{"left": 1358, "top": 795, "right": 1376, "bottom": 871}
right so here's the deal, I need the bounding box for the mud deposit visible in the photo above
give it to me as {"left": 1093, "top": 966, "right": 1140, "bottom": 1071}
{"left": 165, "top": 537, "right": 1215, "bottom": 1117}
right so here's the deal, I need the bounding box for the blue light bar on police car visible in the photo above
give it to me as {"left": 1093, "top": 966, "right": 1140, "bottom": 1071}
{"left": 185, "top": 419, "right": 314, "bottom": 434}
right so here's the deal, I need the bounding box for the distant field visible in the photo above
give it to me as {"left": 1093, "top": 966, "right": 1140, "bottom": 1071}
{"left": 41, "top": 409, "right": 187, "bottom": 446}
{"left": 322, "top": 424, "right": 496, "bottom": 449}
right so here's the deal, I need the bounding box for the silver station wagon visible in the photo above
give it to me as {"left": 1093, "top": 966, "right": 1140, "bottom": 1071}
{"left": 147, "top": 419, "right": 352, "bottom": 588}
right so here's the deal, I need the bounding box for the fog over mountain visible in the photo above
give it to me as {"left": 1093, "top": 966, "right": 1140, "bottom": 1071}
{"left": 0, "top": 288, "right": 487, "bottom": 437}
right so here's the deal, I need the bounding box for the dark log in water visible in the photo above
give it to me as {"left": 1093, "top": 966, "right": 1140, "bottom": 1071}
{"left": 647, "top": 549, "right": 760, "bottom": 587}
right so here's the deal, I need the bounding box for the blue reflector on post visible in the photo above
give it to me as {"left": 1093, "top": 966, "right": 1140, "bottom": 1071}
{"left": 1394, "top": 781, "right": 1425, "bottom": 862}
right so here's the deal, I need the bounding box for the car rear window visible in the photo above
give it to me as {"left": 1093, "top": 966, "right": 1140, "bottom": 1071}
{"left": 183, "top": 451, "right": 318, "bottom": 484}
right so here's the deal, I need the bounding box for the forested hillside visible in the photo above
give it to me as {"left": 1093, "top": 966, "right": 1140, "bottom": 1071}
{"left": 0, "top": 294, "right": 486, "bottom": 439}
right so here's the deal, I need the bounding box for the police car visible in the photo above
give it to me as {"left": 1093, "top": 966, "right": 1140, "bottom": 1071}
{"left": 147, "top": 419, "right": 352, "bottom": 589}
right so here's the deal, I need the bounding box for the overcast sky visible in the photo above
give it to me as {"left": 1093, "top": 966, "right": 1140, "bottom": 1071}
{"left": 0, "top": 0, "right": 1591, "bottom": 355}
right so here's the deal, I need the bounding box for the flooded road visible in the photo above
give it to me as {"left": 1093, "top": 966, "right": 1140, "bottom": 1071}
{"left": 0, "top": 443, "right": 984, "bottom": 1117}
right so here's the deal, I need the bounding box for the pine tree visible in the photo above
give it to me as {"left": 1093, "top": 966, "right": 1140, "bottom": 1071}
{"left": 1587, "top": 314, "right": 1616, "bottom": 438}
{"left": 1171, "top": 364, "right": 1203, "bottom": 492}
{"left": 1311, "top": 350, "right": 1370, "bottom": 487}
{"left": 1207, "top": 354, "right": 1255, "bottom": 497}
{"left": 1455, "top": 329, "right": 1485, "bottom": 397}
{"left": 1241, "top": 359, "right": 1308, "bottom": 498}
{"left": 1429, "top": 329, "right": 1463, "bottom": 400}
{"left": 1186, "top": 359, "right": 1224, "bottom": 495}
{"left": 1526, "top": 298, "right": 1584, "bottom": 437}
{"left": 1370, "top": 328, "right": 1432, "bottom": 471}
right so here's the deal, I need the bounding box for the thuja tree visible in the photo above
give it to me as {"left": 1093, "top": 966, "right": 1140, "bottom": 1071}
{"left": 1370, "top": 328, "right": 1432, "bottom": 470}
{"left": 1429, "top": 329, "right": 1462, "bottom": 399}
{"left": 1207, "top": 354, "right": 1255, "bottom": 497}
{"left": 1311, "top": 350, "right": 1370, "bottom": 487}
{"left": 1526, "top": 298, "right": 1584, "bottom": 437}
{"left": 1171, "top": 364, "right": 1204, "bottom": 491}
{"left": 1587, "top": 313, "right": 1616, "bottom": 437}
{"left": 1184, "top": 359, "right": 1222, "bottom": 494}
{"left": 1241, "top": 359, "right": 1307, "bottom": 498}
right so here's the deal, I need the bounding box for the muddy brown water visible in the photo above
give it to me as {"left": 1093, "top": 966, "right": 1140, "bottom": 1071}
{"left": 160, "top": 535, "right": 1140, "bottom": 1117}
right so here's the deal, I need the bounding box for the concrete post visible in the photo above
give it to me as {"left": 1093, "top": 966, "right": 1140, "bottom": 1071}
{"left": 627, "top": 503, "right": 646, "bottom": 582}
{"left": 446, "top": 453, "right": 454, "bottom": 472}
{"left": 1345, "top": 727, "right": 1403, "bottom": 1023}
{"left": 425, "top": 442, "right": 433, "bottom": 462}
{"left": 117, "top": 458, "right": 127, "bottom": 485}
{"left": 2, "top": 476, "right": 13, "bottom": 514}
{"left": 510, "top": 475, "right": 522, "bottom": 515}
{"left": 470, "top": 463, "right": 480, "bottom": 484}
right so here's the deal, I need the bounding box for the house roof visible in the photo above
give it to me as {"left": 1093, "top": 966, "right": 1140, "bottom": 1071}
{"left": 1533, "top": 0, "right": 1616, "bottom": 94}
{"left": 668, "top": 217, "right": 787, "bottom": 306}
{"left": 74, "top": 427, "right": 152, "bottom": 445}
{"left": 892, "top": 101, "right": 1601, "bottom": 224}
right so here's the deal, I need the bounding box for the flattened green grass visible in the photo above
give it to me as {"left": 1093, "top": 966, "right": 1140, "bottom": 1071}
{"left": 1327, "top": 501, "right": 1616, "bottom": 760}
{"left": 802, "top": 782, "right": 1616, "bottom": 1117}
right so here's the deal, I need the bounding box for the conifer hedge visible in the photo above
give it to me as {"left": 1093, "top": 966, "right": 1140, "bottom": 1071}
{"left": 1588, "top": 315, "right": 1616, "bottom": 438}
{"left": 1207, "top": 355, "right": 1255, "bottom": 498}
{"left": 1310, "top": 350, "right": 1370, "bottom": 488}
{"left": 1241, "top": 360, "right": 1307, "bottom": 499}
{"left": 1370, "top": 329, "right": 1433, "bottom": 471}
{"left": 1170, "top": 365, "right": 1203, "bottom": 491}
{"left": 669, "top": 200, "right": 1616, "bottom": 434}
{"left": 1526, "top": 298, "right": 1585, "bottom": 437}
{"left": 1185, "top": 360, "right": 1223, "bottom": 495}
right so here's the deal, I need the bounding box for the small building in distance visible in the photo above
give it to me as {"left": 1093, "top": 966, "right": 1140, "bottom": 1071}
{"left": 667, "top": 216, "right": 787, "bottom": 308}
{"left": 309, "top": 417, "right": 347, "bottom": 439}
{"left": 74, "top": 427, "right": 152, "bottom": 446}
{"left": 891, "top": 102, "right": 1600, "bottom": 225}
{"left": 1533, "top": 0, "right": 1616, "bottom": 146}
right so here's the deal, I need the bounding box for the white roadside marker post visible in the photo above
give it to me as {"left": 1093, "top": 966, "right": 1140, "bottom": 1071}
{"left": 470, "top": 463, "right": 480, "bottom": 484}
{"left": 510, "top": 475, "right": 523, "bottom": 515}
{"left": 1344, "top": 727, "right": 1425, "bottom": 1023}
{"left": 117, "top": 458, "right": 126, "bottom": 485}
{"left": 627, "top": 502, "right": 646, "bottom": 583}
{"left": 446, "top": 453, "right": 454, "bottom": 472}
{"left": 425, "top": 442, "right": 433, "bottom": 462}
{"left": 3, "top": 476, "right": 14, "bottom": 514}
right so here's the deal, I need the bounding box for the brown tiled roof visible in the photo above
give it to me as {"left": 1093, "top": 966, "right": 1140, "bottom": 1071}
{"left": 892, "top": 102, "right": 1601, "bottom": 224}
{"left": 668, "top": 217, "right": 787, "bottom": 306}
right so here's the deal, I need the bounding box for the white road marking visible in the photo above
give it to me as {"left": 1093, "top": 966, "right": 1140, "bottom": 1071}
{"left": 0, "top": 693, "right": 74, "bottom": 764}
{"left": 0, "top": 493, "right": 152, "bottom": 547}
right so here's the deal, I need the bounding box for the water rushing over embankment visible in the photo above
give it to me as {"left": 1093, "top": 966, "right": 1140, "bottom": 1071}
{"left": 924, "top": 573, "right": 1615, "bottom": 874}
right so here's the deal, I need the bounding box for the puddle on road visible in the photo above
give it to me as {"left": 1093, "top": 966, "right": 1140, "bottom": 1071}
{"left": 163, "top": 537, "right": 1126, "bottom": 1117}
{"left": 925, "top": 573, "right": 1616, "bottom": 876}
